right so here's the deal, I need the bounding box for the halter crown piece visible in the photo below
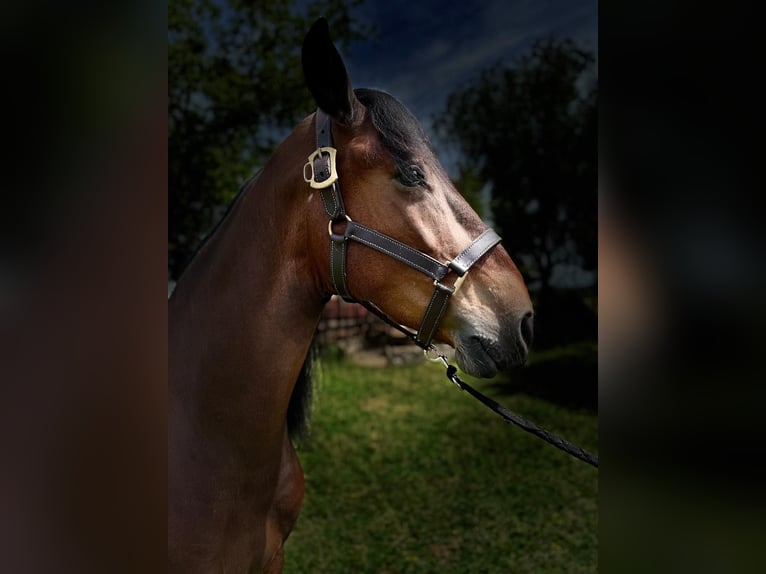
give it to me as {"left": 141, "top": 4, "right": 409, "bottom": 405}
{"left": 306, "top": 109, "right": 502, "bottom": 352}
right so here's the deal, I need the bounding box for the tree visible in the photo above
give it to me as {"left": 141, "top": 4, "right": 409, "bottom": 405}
{"left": 436, "top": 38, "right": 597, "bottom": 298}
{"left": 169, "top": 0, "right": 368, "bottom": 279}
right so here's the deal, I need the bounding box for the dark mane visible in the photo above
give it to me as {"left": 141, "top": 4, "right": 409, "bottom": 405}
{"left": 354, "top": 88, "right": 435, "bottom": 170}
{"left": 287, "top": 340, "right": 316, "bottom": 444}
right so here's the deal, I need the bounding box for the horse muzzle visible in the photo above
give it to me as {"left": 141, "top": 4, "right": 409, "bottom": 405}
{"left": 454, "top": 311, "right": 534, "bottom": 378}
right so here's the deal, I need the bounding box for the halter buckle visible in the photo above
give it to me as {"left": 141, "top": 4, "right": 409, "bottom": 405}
{"left": 304, "top": 147, "right": 338, "bottom": 189}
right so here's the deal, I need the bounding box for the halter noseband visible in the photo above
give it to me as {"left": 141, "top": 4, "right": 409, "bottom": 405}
{"left": 304, "top": 109, "right": 502, "bottom": 351}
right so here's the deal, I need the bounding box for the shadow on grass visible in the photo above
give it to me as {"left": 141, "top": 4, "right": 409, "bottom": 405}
{"left": 486, "top": 340, "right": 597, "bottom": 414}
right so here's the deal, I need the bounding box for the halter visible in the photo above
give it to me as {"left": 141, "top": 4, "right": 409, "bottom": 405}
{"left": 304, "top": 109, "right": 502, "bottom": 352}
{"left": 303, "top": 110, "right": 599, "bottom": 469}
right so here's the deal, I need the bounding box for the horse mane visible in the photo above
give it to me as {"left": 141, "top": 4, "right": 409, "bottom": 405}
{"left": 354, "top": 88, "right": 435, "bottom": 170}
{"left": 287, "top": 339, "right": 316, "bottom": 444}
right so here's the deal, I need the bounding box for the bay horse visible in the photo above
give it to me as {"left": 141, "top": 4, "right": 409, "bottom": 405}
{"left": 169, "top": 18, "right": 533, "bottom": 573}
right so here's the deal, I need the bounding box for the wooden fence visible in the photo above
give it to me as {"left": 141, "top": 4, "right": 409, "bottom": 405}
{"left": 315, "top": 296, "right": 381, "bottom": 349}
{"left": 315, "top": 296, "right": 427, "bottom": 365}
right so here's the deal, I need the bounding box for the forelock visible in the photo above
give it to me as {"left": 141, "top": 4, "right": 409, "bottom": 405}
{"left": 354, "top": 88, "right": 434, "bottom": 169}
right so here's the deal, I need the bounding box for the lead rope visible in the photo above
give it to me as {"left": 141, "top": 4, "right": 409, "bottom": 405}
{"left": 353, "top": 301, "right": 599, "bottom": 467}
{"left": 426, "top": 350, "right": 599, "bottom": 468}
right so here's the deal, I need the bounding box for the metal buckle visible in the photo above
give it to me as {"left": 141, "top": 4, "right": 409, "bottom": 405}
{"left": 424, "top": 345, "right": 449, "bottom": 367}
{"left": 432, "top": 280, "right": 456, "bottom": 294}
{"left": 304, "top": 147, "right": 338, "bottom": 189}
{"left": 452, "top": 272, "right": 468, "bottom": 294}
{"left": 443, "top": 259, "right": 470, "bottom": 295}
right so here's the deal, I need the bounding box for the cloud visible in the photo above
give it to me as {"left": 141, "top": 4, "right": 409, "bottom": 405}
{"left": 342, "top": 0, "right": 597, "bottom": 170}
{"left": 347, "top": 0, "right": 595, "bottom": 114}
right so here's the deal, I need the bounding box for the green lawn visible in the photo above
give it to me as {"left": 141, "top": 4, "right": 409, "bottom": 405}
{"left": 284, "top": 348, "right": 598, "bottom": 573}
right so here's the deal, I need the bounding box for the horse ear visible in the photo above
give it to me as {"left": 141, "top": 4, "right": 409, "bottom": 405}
{"left": 302, "top": 18, "right": 362, "bottom": 126}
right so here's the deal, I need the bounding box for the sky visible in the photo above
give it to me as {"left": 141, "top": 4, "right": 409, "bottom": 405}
{"left": 339, "top": 0, "right": 597, "bottom": 140}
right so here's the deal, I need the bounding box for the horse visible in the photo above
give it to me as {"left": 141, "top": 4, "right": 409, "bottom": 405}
{"left": 169, "top": 17, "right": 533, "bottom": 573}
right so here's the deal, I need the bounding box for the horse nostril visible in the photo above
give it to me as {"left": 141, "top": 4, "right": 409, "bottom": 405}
{"left": 520, "top": 311, "right": 534, "bottom": 349}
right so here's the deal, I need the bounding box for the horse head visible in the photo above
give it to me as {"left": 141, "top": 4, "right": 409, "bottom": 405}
{"left": 301, "top": 19, "right": 533, "bottom": 378}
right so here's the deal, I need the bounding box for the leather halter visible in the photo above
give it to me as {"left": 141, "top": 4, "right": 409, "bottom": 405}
{"left": 304, "top": 109, "right": 502, "bottom": 351}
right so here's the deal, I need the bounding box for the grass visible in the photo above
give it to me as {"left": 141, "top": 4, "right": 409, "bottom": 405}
{"left": 284, "top": 345, "right": 598, "bottom": 573}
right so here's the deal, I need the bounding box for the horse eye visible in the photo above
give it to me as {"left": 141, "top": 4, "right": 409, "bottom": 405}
{"left": 395, "top": 165, "right": 426, "bottom": 187}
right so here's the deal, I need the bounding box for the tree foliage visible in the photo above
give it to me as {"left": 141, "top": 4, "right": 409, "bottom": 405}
{"left": 169, "top": 0, "right": 367, "bottom": 278}
{"left": 436, "top": 38, "right": 597, "bottom": 294}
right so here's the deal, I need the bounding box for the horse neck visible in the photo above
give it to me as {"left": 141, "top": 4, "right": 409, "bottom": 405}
{"left": 170, "top": 119, "right": 326, "bottom": 447}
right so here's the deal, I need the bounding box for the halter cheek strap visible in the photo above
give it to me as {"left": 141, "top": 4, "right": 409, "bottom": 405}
{"left": 307, "top": 109, "right": 502, "bottom": 350}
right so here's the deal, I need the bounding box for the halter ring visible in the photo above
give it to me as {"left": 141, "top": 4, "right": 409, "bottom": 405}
{"left": 328, "top": 214, "right": 352, "bottom": 238}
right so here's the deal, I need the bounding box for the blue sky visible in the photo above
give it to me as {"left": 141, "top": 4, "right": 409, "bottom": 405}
{"left": 340, "top": 0, "right": 597, "bottom": 138}
{"left": 333, "top": 0, "right": 598, "bottom": 288}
